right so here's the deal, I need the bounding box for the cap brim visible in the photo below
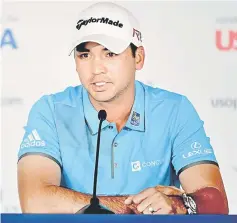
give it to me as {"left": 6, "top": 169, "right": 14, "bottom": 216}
{"left": 69, "top": 34, "right": 131, "bottom": 56}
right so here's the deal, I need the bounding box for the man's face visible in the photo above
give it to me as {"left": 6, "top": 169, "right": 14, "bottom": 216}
{"left": 75, "top": 42, "right": 144, "bottom": 103}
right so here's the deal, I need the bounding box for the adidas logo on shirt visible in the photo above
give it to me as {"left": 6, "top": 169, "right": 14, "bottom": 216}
{"left": 20, "top": 129, "right": 46, "bottom": 149}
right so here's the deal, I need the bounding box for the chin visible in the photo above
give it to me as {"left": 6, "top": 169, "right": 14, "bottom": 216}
{"left": 90, "top": 93, "right": 115, "bottom": 103}
{"left": 93, "top": 96, "right": 115, "bottom": 103}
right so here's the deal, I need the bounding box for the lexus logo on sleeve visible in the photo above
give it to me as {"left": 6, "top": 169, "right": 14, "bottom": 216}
{"left": 182, "top": 142, "right": 213, "bottom": 159}
{"left": 191, "top": 142, "right": 202, "bottom": 150}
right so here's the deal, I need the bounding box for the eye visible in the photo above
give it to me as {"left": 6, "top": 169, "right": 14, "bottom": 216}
{"left": 78, "top": 53, "right": 89, "bottom": 59}
{"left": 107, "top": 52, "right": 117, "bottom": 57}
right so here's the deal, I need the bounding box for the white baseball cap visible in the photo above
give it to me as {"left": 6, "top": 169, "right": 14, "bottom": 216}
{"left": 69, "top": 2, "right": 143, "bottom": 56}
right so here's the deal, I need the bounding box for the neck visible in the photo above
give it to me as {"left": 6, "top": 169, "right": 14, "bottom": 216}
{"left": 89, "top": 83, "right": 135, "bottom": 126}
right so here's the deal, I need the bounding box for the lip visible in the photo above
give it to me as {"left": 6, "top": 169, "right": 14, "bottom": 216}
{"left": 91, "top": 81, "right": 110, "bottom": 84}
{"left": 91, "top": 82, "right": 111, "bottom": 92}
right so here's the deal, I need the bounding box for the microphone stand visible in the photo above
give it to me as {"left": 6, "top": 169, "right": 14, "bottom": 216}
{"left": 77, "top": 110, "right": 114, "bottom": 214}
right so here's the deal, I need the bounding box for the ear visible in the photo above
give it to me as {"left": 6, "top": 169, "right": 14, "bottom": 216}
{"left": 135, "top": 46, "right": 145, "bottom": 70}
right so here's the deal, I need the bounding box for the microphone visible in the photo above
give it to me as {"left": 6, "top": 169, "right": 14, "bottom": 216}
{"left": 77, "top": 110, "right": 114, "bottom": 214}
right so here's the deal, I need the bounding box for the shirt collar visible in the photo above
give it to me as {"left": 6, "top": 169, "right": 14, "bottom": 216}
{"left": 82, "top": 80, "right": 145, "bottom": 134}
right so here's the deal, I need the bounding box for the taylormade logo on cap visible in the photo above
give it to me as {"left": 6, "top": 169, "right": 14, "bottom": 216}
{"left": 76, "top": 17, "right": 123, "bottom": 30}
{"left": 68, "top": 2, "right": 143, "bottom": 56}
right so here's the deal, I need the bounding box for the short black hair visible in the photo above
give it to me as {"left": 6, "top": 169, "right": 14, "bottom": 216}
{"left": 75, "top": 42, "right": 88, "bottom": 53}
{"left": 75, "top": 42, "right": 138, "bottom": 58}
{"left": 130, "top": 43, "right": 137, "bottom": 58}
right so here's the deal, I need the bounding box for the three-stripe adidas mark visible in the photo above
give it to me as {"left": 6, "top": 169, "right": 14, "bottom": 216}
{"left": 21, "top": 129, "right": 46, "bottom": 149}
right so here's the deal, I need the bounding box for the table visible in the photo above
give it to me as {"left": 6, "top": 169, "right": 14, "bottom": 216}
{"left": 1, "top": 214, "right": 237, "bottom": 223}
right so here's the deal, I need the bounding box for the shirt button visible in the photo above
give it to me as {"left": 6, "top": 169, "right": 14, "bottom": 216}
{"left": 109, "top": 126, "right": 113, "bottom": 129}
{"left": 114, "top": 163, "right": 118, "bottom": 168}
{"left": 113, "top": 142, "right": 118, "bottom": 147}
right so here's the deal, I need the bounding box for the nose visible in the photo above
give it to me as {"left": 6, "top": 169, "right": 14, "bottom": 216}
{"left": 91, "top": 58, "right": 107, "bottom": 75}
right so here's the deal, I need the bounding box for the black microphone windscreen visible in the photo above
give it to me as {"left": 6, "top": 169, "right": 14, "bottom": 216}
{"left": 98, "top": 110, "right": 107, "bottom": 121}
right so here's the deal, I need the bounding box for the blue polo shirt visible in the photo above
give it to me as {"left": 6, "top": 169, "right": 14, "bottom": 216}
{"left": 18, "top": 80, "right": 218, "bottom": 195}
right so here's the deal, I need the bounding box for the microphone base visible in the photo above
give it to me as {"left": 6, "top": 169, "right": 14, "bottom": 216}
{"left": 76, "top": 204, "right": 115, "bottom": 214}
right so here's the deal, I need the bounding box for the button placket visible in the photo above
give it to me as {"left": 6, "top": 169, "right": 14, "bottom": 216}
{"left": 111, "top": 133, "right": 119, "bottom": 179}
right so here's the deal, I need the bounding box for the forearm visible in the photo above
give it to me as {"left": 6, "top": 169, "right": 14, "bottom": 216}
{"left": 167, "top": 187, "right": 229, "bottom": 214}
{"left": 21, "top": 185, "right": 90, "bottom": 213}
{"left": 188, "top": 187, "right": 229, "bottom": 214}
{"left": 99, "top": 195, "right": 138, "bottom": 214}
{"left": 22, "top": 185, "right": 136, "bottom": 214}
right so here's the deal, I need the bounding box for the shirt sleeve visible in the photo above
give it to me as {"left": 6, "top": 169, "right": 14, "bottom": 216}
{"left": 18, "top": 95, "right": 62, "bottom": 168}
{"left": 171, "top": 96, "right": 218, "bottom": 176}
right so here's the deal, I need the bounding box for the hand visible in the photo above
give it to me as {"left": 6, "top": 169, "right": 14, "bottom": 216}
{"left": 100, "top": 195, "right": 140, "bottom": 214}
{"left": 125, "top": 187, "right": 187, "bottom": 215}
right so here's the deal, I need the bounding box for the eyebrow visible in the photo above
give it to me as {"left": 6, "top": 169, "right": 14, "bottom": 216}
{"left": 75, "top": 44, "right": 110, "bottom": 53}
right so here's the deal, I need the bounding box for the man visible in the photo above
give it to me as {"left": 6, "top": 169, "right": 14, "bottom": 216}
{"left": 17, "top": 2, "right": 228, "bottom": 214}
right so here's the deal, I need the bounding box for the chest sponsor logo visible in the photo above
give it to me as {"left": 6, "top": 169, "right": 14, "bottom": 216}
{"left": 130, "top": 111, "right": 140, "bottom": 126}
{"left": 131, "top": 159, "right": 163, "bottom": 172}
{"left": 131, "top": 161, "right": 141, "bottom": 172}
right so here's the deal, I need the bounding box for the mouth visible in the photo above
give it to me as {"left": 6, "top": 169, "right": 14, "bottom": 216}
{"left": 93, "top": 82, "right": 107, "bottom": 86}
{"left": 91, "top": 82, "right": 111, "bottom": 92}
